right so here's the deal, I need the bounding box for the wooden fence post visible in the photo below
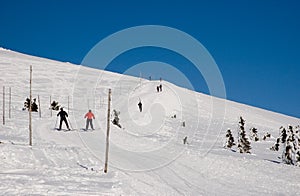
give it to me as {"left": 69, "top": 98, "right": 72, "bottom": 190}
{"left": 68, "top": 96, "right": 69, "bottom": 114}
{"left": 104, "top": 89, "right": 111, "bottom": 173}
{"left": 9, "top": 87, "right": 11, "bottom": 119}
{"left": 38, "top": 95, "right": 41, "bottom": 118}
{"left": 29, "top": 65, "right": 32, "bottom": 146}
{"left": 8, "top": 87, "right": 11, "bottom": 118}
{"left": 3, "top": 86, "right": 5, "bottom": 125}
{"left": 50, "top": 95, "right": 52, "bottom": 117}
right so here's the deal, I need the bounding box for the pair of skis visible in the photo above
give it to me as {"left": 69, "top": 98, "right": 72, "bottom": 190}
{"left": 54, "top": 128, "right": 96, "bottom": 132}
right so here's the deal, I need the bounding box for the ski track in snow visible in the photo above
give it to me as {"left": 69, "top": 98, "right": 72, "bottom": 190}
{"left": 1, "top": 48, "right": 300, "bottom": 195}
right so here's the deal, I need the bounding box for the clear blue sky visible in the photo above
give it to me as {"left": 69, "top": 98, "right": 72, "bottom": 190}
{"left": 1, "top": 0, "right": 299, "bottom": 118}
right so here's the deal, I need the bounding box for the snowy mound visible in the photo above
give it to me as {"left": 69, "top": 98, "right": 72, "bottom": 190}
{"left": 0, "top": 49, "right": 299, "bottom": 195}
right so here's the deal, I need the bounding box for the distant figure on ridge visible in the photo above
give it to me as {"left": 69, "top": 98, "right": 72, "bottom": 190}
{"left": 159, "top": 84, "right": 162, "bottom": 92}
{"left": 138, "top": 100, "right": 143, "bottom": 112}
{"left": 84, "top": 109, "right": 95, "bottom": 130}
{"left": 57, "top": 108, "right": 70, "bottom": 130}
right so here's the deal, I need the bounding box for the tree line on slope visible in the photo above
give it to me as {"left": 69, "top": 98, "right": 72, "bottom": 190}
{"left": 224, "top": 116, "right": 300, "bottom": 166}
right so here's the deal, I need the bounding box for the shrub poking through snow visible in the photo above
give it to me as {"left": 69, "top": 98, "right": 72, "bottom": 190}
{"left": 50, "top": 101, "right": 60, "bottom": 110}
{"left": 282, "top": 136, "right": 295, "bottom": 165}
{"left": 262, "top": 132, "right": 271, "bottom": 141}
{"left": 23, "top": 97, "right": 38, "bottom": 112}
{"left": 237, "top": 116, "right": 251, "bottom": 153}
{"left": 112, "top": 109, "right": 122, "bottom": 128}
{"left": 280, "top": 126, "right": 288, "bottom": 144}
{"left": 275, "top": 125, "right": 300, "bottom": 166}
{"left": 270, "top": 138, "right": 280, "bottom": 151}
{"left": 225, "top": 129, "right": 235, "bottom": 149}
{"left": 295, "top": 150, "right": 300, "bottom": 166}
{"left": 270, "top": 127, "right": 288, "bottom": 151}
{"left": 250, "top": 127, "right": 259, "bottom": 141}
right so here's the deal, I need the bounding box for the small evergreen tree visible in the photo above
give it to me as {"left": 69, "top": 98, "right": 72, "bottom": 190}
{"left": 270, "top": 138, "right": 280, "bottom": 151}
{"left": 250, "top": 127, "right": 259, "bottom": 141}
{"left": 280, "top": 127, "right": 287, "bottom": 144}
{"left": 50, "top": 101, "right": 60, "bottom": 110}
{"left": 237, "top": 116, "right": 251, "bottom": 153}
{"left": 23, "top": 97, "right": 38, "bottom": 112}
{"left": 280, "top": 126, "right": 300, "bottom": 166}
{"left": 225, "top": 129, "right": 235, "bottom": 149}
{"left": 295, "top": 150, "right": 300, "bottom": 166}
{"left": 112, "top": 109, "right": 121, "bottom": 128}
{"left": 262, "top": 132, "right": 271, "bottom": 141}
{"left": 270, "top": 127, "right": 288, "bottom": 152}
{"left": 282, "top": 136, "right": 295, "bottom": 165}
{"left": 31, "top": 98, "right": 38, "bottom": 112}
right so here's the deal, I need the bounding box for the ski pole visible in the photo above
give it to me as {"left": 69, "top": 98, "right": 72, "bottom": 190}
{"left": 67, "top": 117, "right": 73, "bottom": 130}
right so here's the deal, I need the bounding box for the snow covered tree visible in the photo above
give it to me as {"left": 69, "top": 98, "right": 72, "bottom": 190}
{"left": 280, "top": 127, "right": 288, "bottom": 144}
{"left": 250, "top": 127, "right": 259, "bottom": 141}
{"left": 237, "top": 116, "right": 251, "bottom": 153}
{"left": 282, "top": 136, "right": 295, "bottom": 165}
{"left": 224, "top": 129, "right": 235, "bottom": 149}
{"left": 295, "top": 150, "right": 300, "bottom": 166}
{"left": 271, "top": 126, "right": 295, "bottom": 152}
{"left": 270, "top": 138, "right": 280, "bottom": 151}
{"left": 112, "top": 109, "right": 121, "bottom": 128}
{"left": 23, "top": 97, "right": 38, "bottom": 112}
{"left": 270, "top": 127, "right": 288, "bottom": 152}
{"left": 262, "top": 132, "right": 271, "bottom": 141}
{"left": 279, "top": 125, "right": 300, "bottom": 166}
{"left": 50, "top": 101, "right": 60, "bottom": 110}
{"left": 295, "top": 129, "right": 300, "bottom": 149}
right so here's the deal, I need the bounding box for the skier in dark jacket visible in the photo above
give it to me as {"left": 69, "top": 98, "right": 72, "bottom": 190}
{"left": 57, "top": 108, "right": 70, "bottom": 130}
{"left": 159, "top": 84, "right": 162, "bottom": 92}
{"left": 138, "top": 101, "right": 142, "bottom": 112}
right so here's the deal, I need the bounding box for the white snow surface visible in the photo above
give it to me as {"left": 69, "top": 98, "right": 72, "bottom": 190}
{"left": 0, "top": 48, "right": 300, "bottom": 195}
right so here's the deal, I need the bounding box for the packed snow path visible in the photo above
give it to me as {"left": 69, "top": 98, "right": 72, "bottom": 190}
{"left": 1, "top": 48, "right": 300, "bottom": 195}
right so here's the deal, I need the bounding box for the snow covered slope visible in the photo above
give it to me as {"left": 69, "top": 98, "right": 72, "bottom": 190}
{"left": 0, "top": 48, "right": 299, "bottom": 195}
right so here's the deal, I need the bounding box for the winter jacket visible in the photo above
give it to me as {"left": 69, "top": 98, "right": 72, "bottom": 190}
{"left": 57, "top": 110, "right": 68, "bottom": 119}
{"left": 85, "top": 112, "right": 95, "bottom": 119}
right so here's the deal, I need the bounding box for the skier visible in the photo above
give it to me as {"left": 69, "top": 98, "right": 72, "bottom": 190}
{"left": 138, "top": 101, "right": 142, "bottom": 112}
{"left": 57, "top": 108, "right": 70, "bottom": 130}
{"left": 84, "top": 109, "right": 95, "bottom": 130}
{"left": 159, "top": 84, "right": 162, "bottom": 92}
{"left": 183, "top": 136, "right": 188, "bottom": 144}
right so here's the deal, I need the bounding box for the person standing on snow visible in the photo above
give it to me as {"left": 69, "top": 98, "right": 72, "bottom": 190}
{"left": 57, "top": 108, "right": 70, "bottom": 130}
{"left": 84, "top": 109, "right": 95, "bottom": 130}
{"left": 138, "top": 101, "right": 142, "bottom": 112}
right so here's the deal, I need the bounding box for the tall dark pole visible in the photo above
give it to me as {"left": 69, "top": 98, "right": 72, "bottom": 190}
{"left": 50, "top": 96, "right": 52, "bottom": 117}
{"left": 38, "top": 95, "right": 41, "bottom": 118}
{"left": 3, "top": 86, "right": 5, "bottom": 125}
{"left": 29, "top": 65, "right": 32, "bottom": 146}
{"left": 9, "top": 87, "right": 11, "bottom": 119}
{"left": 104, "top": 89, "right": 111, "bottom": 173}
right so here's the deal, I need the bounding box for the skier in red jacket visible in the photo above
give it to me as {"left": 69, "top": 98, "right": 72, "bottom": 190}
{"left": 84, "top": 109, "right": 95, "bottom": 130}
